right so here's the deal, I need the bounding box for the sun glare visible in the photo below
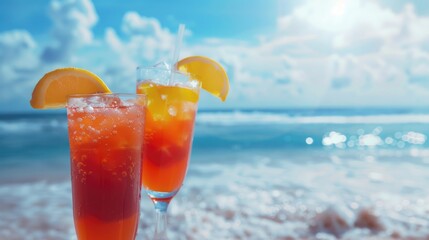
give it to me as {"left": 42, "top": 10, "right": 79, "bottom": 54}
{"left": 291, "top": 0, "right": 354, "bottom": 33}
{"left": 331, "top": 0, "right": 346, "bottom": 16}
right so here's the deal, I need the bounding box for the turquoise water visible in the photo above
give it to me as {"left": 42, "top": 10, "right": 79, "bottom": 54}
{"left": 1, "top": 109, "right": 429, "bottom": 239}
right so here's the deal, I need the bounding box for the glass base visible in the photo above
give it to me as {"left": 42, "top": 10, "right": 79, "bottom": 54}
{"left": 145, "top": 189, "right": 179, "bottom": 240}
{"left": 145, "top": 189, "right": 179, "bottom": 212}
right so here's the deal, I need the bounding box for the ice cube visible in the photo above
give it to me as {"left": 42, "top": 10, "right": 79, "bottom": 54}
{"left": 104, "top": 96, "right": 122, "bottom": 108}
{"left": 148, "top": 61, "right": 172, "bottom": 83}
{"left": 84, "top": 106, "right": 94, "bottom": 113}
{"left": 168, "top": 106, "right": 177, "bottom": 116}
{"left": 68, "top": 97, "right": 89, "bottom": 111}
{"left": 153, "top": 61, "right": 171, "bottom": 71}
{"left": 91, "top": 95, "right": 123, "bottom": 108}
{"left": 68, "top": 95, "right": 124, "bottom": 110}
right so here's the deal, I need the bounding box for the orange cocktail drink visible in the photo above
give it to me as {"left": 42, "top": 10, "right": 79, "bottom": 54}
{"left": 136, "top": 70, "right": 199, "bottom": 200}
{"left": 29, "top": 56, "right": 227, "bottom": 239}
{"left": 136, "top": 56, "right": 228, "bottom": 238}
{"left": 67, "top": 94, "right": 145, "bottom": 240}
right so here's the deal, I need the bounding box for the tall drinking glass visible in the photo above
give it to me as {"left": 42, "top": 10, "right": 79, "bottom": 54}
{"left": 66, "top": 93, "right": 146, "bottom": 240}
{"left": 136, "top": 67, "right": 200, "bottom": 239}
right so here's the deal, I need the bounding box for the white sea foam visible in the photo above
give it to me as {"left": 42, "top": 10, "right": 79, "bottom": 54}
{"left": 0, "top": 121, "right": 43, "bottom": 133}
{"left": 196, "top": 111, "right": 429, "bottom": 125}
{"left": 2, "top": 111, "right": 429, "bottom": 135}
{"left": 0, "top": 119, "right": 67, "bottom": 134}
{"left": 2, "top": 149, "right": 429, "bottom": 239}
{"left": 3, "top": 110, "right": 429, "bottom": 239}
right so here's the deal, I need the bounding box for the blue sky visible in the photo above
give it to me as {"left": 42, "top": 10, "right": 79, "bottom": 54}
{"left": 1, "top": 0, "right": 429, "bottom": 113}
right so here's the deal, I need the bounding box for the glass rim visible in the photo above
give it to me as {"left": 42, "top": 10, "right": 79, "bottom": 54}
{"left": 136, "top": 65, "right": 201, "bottom": 90}
{"left": 136, "top": 66, "right": 188, "bottom": 76}
{"left": 67, "top": 93, "right": 146, "bottom": 99}
{"left": 66, "top": 93, "right": 147, "bottom": 108}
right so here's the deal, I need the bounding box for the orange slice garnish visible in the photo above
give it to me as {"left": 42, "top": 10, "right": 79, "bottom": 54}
{"left": 177, "top": 56, "right": 229, "bottom": 101}
{"left": 30, "top": 68, "right": 111, "bottom": 109}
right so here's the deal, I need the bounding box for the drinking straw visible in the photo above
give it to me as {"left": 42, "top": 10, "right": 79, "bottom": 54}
{"left": 169, "top": 24, "right": 186, "bottom": 84}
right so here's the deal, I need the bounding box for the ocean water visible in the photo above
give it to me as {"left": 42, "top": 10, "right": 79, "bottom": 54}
{"left": 1, "top": 109, "right": 429, "bottom": 240}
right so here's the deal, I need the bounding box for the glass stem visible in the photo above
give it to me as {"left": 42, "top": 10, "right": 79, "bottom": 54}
{"left": 154, "top": 200, "right": 169, "bottom": 240}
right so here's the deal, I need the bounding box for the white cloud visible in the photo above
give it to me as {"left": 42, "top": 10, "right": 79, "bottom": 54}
{"left": 0, "top": 30, "right": 36, "bottom": 62}
{"left": 0, "top": 30, "right": 38, "bottom": 70}
{"left": 105, "top": 28, "right": 123, "bottom": 52}
{"left": 207, "top": 0, "right": 429, "bottom": 108}
{"left": 120, "top": 12, "right": 175, "bottom": 62}
{"left": 0, "top": 30, "right": 39, "bottom": 101}
{"left": 96, "top": 12, "right": 177, "bottom": 93}
{"left": 2, "top": 0, "right": 429, "bottom": 111}
{"left": 0, "top": 0, "right": 98, "bottom": 108}
{"left": 42, "top": 0, "right": 98, "bottom": 63}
